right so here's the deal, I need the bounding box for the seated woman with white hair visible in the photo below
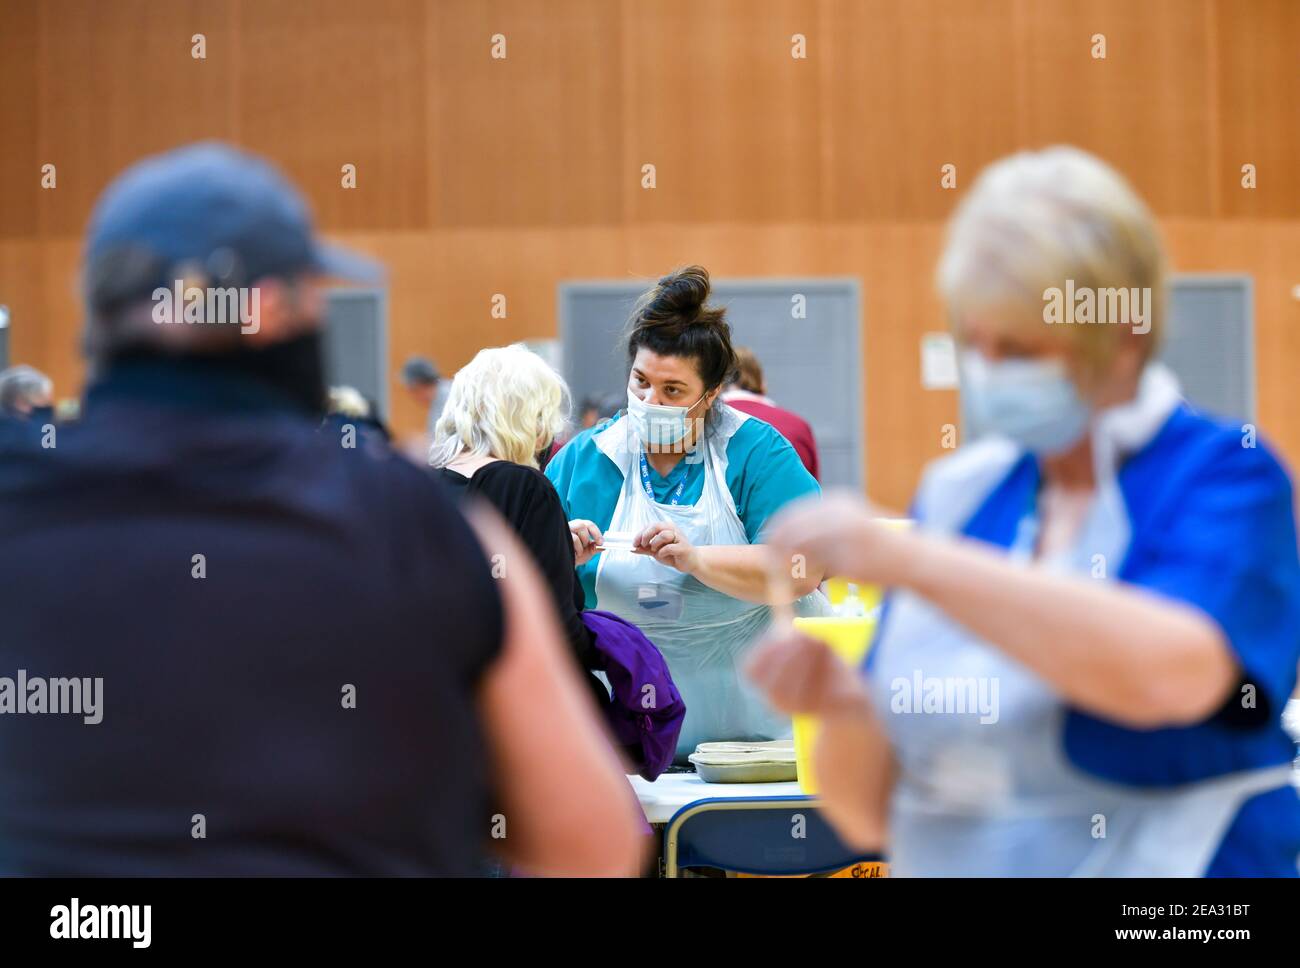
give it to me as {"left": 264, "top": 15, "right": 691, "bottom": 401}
{"left": 431, "top": 344, "right": 606, "bottom": 707}
{"left": 750, "top": 146, "right": 1300, "bottom": 877}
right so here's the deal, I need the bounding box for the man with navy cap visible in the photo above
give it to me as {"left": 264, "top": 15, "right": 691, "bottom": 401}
{"left": 78, "top": 141, "right": 381, "bottom": 405}
{"left": 0, "top": 143, "right": 643, "bottom": 876}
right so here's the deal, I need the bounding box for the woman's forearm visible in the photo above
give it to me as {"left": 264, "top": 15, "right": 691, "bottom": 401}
{"left": 889, "top": 532, "right": 1238, "bottom": 727}
{"left": 687, "top": 544, "right": 822, "bottom": 603}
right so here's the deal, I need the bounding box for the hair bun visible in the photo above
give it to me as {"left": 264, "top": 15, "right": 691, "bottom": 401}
{"left": 651, "top": 265, "right": 711, "bottom": 319}
{"left": 627, "top": 264, "right": 735, "bottom": 392}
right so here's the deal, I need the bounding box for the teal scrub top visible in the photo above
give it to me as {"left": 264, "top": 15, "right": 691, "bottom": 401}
{"left": 545, "top": 409, "right": 822, "bottom": 605}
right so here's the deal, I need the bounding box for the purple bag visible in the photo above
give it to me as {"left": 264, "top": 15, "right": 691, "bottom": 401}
{"left": 580, "top": 609, "right": 685, "bottom": 782}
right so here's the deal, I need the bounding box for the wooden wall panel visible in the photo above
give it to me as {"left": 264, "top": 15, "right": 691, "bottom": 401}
{"left": 0, "top": 1, "right": 40, "bottom": 239}
{"left": 34, "top": 0, "right": 237, "bottom": 236}
{"left": 0, "top": 242, "right": 47, "bottom": 367}
{"left": 32, "top": 239, "right": 84, "bottom": 401}
{"left": 428, "top": 0, "right": 623, "bottom": 227}
{"left": 1214, "top": 0, "right": 1300, "bottom": 217}
{"left": 622, "top": 0, "right": 826, "bottom": 224}
{"left": 857, "top": 225, "right": 958, "bottom": 510}
{"left": 1020, "top": 0, "right": 1215, "bottom": 216}
{"left": 237, "top": 0, "right": 429, "bottom": 231}
{"left": 335, "top": 227, "right": 631, "bottom": 433}
{"left": 423, "top": 225, "right": 630, "bottom": 356}
{"left": 819, "top": 0, "right": 1022, "bottom": 221}
{"left": 2, "top": 0, "right": 1298, "bottom": 510}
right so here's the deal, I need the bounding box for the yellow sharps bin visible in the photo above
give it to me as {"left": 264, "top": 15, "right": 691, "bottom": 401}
{"left": 791, "top": 519, "right": 910, "bottom": 795}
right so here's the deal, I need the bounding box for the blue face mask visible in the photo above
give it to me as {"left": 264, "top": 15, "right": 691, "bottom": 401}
{"left": 959, "top": 350, "right": 1090, "bottom": 455}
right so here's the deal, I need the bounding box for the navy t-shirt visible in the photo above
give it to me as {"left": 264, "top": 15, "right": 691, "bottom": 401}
{"left": 0, "top": 359, "right": 503, "bottom": 875}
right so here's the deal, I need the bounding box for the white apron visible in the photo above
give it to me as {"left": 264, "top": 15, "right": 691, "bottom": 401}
{"left": 593, "top": 406, "right": 827, "bottom": 760}
{"left": 869, "top": 364, "right": 1294, "bottom": 876}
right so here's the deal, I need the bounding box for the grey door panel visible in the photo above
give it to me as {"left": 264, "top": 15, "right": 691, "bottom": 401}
{"left": 1160, "top": 275, "right": 1254, "bottom": 422}
{"left": 323, "top": 288, "right": 388, "bottom": 420}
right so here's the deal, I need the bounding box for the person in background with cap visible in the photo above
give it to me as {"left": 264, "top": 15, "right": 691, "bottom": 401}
{"left": 400, "top": 355, "right": 450, "bottom": 437}
{"left": 0, "top": 365, "right": 54, "bottom": 424}
{"left": 0, "top": 142, "right": 643, "bottom": 877}
{"left": 397, "top": 355, "right": 451, "bottom": 465}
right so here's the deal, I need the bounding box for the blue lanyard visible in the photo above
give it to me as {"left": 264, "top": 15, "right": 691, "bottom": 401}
{"left": 639, "top": 450, "right": 690, "bottom": 506}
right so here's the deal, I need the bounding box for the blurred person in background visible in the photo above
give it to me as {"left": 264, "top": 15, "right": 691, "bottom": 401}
{"left": 750, "top": 147, "right": 1300, "bottom": 877}
{"left": 0, "top": 142, "right": 643, "bottom": 877}
{"left": 577, "top": 396, "right": 605, "bottom": 431}
{"left": 0, "top": 365, "right": 54, "bottom": 423}
{"left": 577, "top": 393, "right": 624, "bottom": 432}
{"left": 400, "top": 355, "right": 449, "bottom": 436}
{"left": 547, "top": 266, "right": 829, "bottom": 761}
{"left": 324, "top": 384, "right": 392, "bottom": 444}
{"left": 546, "top": 392, "right": 623, "bottom": 468}
{"left": 722, "top": 346, "right": 820, "bottom": 480}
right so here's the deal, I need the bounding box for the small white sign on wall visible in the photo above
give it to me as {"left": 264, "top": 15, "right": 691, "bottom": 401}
{"left": 920, "top": 331, "right": 958, "bottom": 389}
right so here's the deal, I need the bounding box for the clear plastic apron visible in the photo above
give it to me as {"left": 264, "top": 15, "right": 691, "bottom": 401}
{"left": 869, "top": 365, "right": 1293, "bottom": 876}
{"left": 592, "top": 407, "right": 827, "bottom": 760}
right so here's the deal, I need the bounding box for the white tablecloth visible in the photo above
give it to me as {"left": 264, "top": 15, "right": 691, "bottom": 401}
{"left": 628, "top": 771, "right": 805, "bottom": 824}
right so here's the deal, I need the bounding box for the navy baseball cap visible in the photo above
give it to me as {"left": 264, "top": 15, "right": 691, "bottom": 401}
{"left": 84, "top": 141, "right": 382, "bottom": 313}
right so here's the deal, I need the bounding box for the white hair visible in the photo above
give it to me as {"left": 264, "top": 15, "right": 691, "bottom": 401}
{"left": 0, "top": 365, "right": 53, "bottom": 414}
{"left": 936, "top": 146, "right": 1166, "bottom": 365}
{"left": 327, "top": 385, "right": 371, "bottom": 419}
{"left": 429, "top": 344, "right": 571, "bottom": 470}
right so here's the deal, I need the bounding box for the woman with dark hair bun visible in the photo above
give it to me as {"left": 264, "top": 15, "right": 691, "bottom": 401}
{"left": 546, "top": 266, "right": 828, "bottom": 760}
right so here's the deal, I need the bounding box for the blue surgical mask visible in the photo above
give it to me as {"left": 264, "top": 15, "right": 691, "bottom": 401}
{"left": 626, "top": 388, "right": 704, "bottom": 448}
{"left": 959, "top": 350, "right": 1090, "bottom": 455}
